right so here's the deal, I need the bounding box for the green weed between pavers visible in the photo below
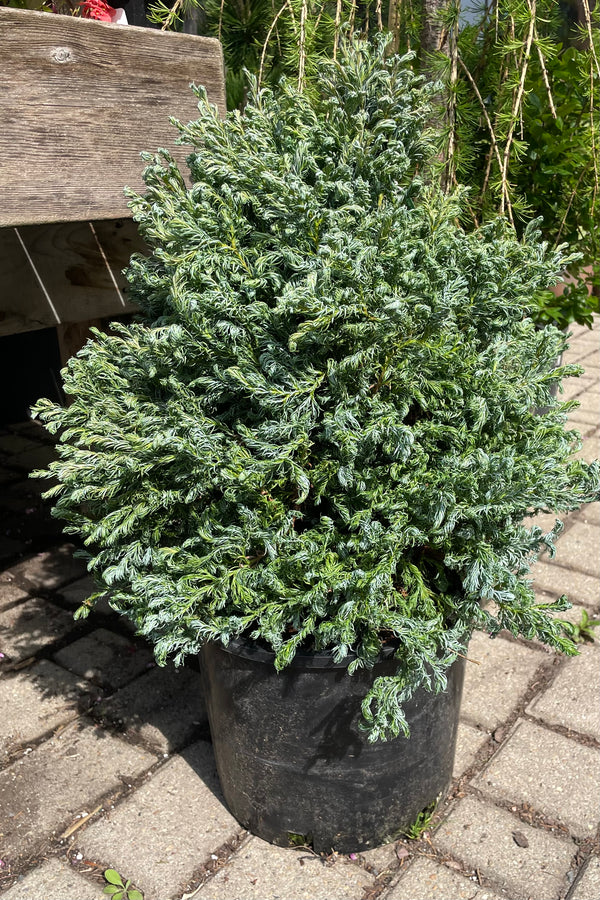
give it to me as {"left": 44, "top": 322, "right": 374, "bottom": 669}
{"left": 103, "top": 868, "right": 143, "bottom": 900}
{"left": 400, "top": 802, "right": 437, "bottom": 840}
{"left": 564, "top": 609, "right": 600, "bottom": 645}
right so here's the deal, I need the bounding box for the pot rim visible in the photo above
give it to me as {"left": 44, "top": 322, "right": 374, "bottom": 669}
{"left": 211, "top": 635, "right": 400, "bottom": 670}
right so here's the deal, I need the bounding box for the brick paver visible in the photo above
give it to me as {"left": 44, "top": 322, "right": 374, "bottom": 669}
{"left": 0, "top": 434, "right": 42, "bottom": 457}
{"left": 3, "top": 545, "right": 87, "bottom": 592}
{"left": 529, "top": 508, "right": 575, "bottom": 535}
{"left": 0, "top": 579, "right": 28, "bottom": 611}
{"left": 563, "top": 331, "right": 599, "bottom": 359}
{"left": 473, "top": 719, "right": 600, "bottom": 838}
{"left": 1, "top": 478, "right": 56, "bottom": 514}
{"left": 526, "top": 643, "right": 600, "bottom": 739}
{"left": 198, "top": 836, "right": 374, "bottom": 900}
{"left": 0, "top": 537, "right": 24, "bottom": 564}
{"left": 567, "top": 389, "right": 600, "bottom": 415}
{"left": 0, "top": 724, "right": 156, "bottom": 859}
{"left": 578, "top": 497, "right": 599, "bottom": 523}
{"left": 575, "top": 431, "right": 600, "bottom": 464}
{"left": 384, "top": 856, "right": 506, "bottom": 900}
{"left": 531, "top": 561, "right": 600, "bottom": 608}
{"left": 357, "top": 841, "right": 401, "bottom": 878}
{"left": 93, "top": 663, "right": 208, "bottom": 753}
{"left": 552, "top": 522, "right": 600, "bottom": 578}
{"left": 57, "top": 576, "right": 116, "bottom": 619}
{"left": 0, "top": 660, "right": 95, "bottom": 761}
{"left": 10, "top": 445, "right": 56, "bottom": 472}
{"left": 568, "top": 417, "right": 598, "bottom": 438}
{"left": 568, "top": 406, "right": 599, "bottom": 427}
{"left": 56, "top": 576, "right": 100, "bottom": 608}
{"left": 562, "top": 374, "right": 598, "bottom": 401}
{"left": 1, "top": 858, "right": 104, "bottom": 900}
{"left": 433, "top": 796, "right": 576, "bottom": 900}
{"left": 453, "top": 722, "right": 489, "bottom": 778}
{"left": 460, "top": 632, "right": 546, "bottom": 730}
{"left": 77, "top": 741, "right": 240, "bottom": 900}
{"left": 571, "top": 856, "right": 600, "bottom": 900}
{"left": 0, "top": 597, "right": 74, "bottom": 662}
{"left": 53, "top": 628, "right": 154, "bottom": 689}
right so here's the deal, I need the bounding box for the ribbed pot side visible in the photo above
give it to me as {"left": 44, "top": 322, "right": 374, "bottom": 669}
{"left": 200, "top": 639, "right": 466, "bottom": 853}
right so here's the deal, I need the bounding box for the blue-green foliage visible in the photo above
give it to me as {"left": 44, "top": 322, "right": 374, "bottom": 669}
{"left": 34, "top": 39, "right": 600, "bottom": 740}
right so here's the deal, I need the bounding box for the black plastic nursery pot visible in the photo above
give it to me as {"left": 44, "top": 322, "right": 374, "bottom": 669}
{"left": 200, "top": 638, "right": 466, "bottom": 853}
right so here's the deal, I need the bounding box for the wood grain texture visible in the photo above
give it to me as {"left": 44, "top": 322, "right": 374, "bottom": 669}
{"left": 0, "top": 8, "right": 226, "bottom": 226}
{"left": 0, "top": 219, "right": 144, "bottom": 336}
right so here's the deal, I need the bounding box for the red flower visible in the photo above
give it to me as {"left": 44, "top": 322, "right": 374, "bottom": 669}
{"left": 78, "top": 0, "right": 117, "bottom": 20}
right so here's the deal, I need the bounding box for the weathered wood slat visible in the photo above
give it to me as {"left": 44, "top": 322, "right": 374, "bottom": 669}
{"left": 0, "top": 8, "right": 226, "bottom": 226}
{"left": 92, "top": 218, "right": 147, "bottom": 291}
{"left": 0, "top": 219, "right": 144, "bottom": 337}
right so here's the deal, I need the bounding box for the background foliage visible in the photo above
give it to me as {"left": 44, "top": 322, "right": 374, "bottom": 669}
{"left": 147, "top": 0, "right": 599, "bottom": 328}
{"left": 4, "top": 0, "right": 596, "bottom": 324}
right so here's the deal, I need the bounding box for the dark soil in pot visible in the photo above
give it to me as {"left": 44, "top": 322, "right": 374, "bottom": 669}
{"left": 200, "top": 638, "right": 466, "bottom": 853}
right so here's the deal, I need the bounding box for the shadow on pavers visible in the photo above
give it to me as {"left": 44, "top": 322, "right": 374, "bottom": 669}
{"left": 1, "top": 441, "right": 211, "bottom": 763}
{"left": 0, "top": 446, "right": 237, "bottom": 879}
{"left": 0, "top": 587, "right": 210, "bottom": 760}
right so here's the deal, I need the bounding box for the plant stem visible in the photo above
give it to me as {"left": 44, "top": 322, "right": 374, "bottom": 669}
{"left": 580, "top": 0, "right": 600, "bottom": 80}
{"left": 458, "top": 56, "right": 514, "bottom": 223}
{"left": 535, "top": 39, "right": 557, "bottom": 120}
{"left": 161, "top": 0, "right": 184, "bottom": 31}
{"left": 298, "top": 0, "right": 308, "bottom": 92}
{"left": 499, "top": 0, "right": 536, "bottom": 218}
{"left": 444, "top": 10, "right": 459, "bottom": 191}
{"left": 334, "top": 0, "right": 343, "bottom": 59}
{"left": 259, "top": 1, "right": 290, "bottom": 87}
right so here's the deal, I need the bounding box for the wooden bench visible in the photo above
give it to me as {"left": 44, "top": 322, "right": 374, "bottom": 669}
{"left": 0, "top": 8, "right": 225, "bottom": 359}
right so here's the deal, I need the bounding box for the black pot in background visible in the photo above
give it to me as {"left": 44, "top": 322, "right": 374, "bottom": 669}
{"left": 200, "top": 638, "right": 466, "bottom": 853}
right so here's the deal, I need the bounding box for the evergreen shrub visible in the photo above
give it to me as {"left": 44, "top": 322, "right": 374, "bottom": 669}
{"left": 34, "top": 39, "right": 600, "bottom": 741}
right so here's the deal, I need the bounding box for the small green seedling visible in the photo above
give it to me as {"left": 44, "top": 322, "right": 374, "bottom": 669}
{"left": 563, "top": 610, "right": 600, "bottom": 645}
{"left": 400, "top": 803, "right": 436, "bottom": 840}
{"left": 287, "top": 831, "right": 312, "bottom": 847}
{"left": 103, "top": 869, "right": 143, "bottom": 900}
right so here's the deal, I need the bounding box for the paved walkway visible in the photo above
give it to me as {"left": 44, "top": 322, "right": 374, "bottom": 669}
{"left": 1, "top": 321, "right": 598, "bottom": 900}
